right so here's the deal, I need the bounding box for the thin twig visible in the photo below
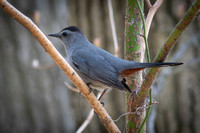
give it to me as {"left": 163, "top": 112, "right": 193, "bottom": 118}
{"left": 64, "top": 81, "right": 80, "bottom": 93}
{"left": 0, "top": 1, "right": 120, "bottom": 132}
{"left": 145, "top": 0, "right": 152, "bottom": 8}
{"left": 76, "top": 92, "right": 102, "bottom": 133}
{"left": 76, "top": 109, "right": 95, "bottom": 133}
{"left": 113, "top": 102, "right": 158, "bottom": 122}
{"left": 145, "top": 0, "right": 164, "bottom": 38}
{"left": 107, "top": 0, "right": 119, "bottom": 56}
{"left": 32, "top": 59, "right": 56, "bottom": 70}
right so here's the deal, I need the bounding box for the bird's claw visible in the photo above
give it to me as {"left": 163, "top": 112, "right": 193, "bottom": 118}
{"left": 131, "top": 89, "right": 139, "bottom": 98}
{"left": 86, "top": 83, "right": 93, "bottom": 95}
{"left": 100, "top": 101, "right": 104, "bottom": 107}
{"left": 88, "top": 87, "right": 92, "bottom": 94}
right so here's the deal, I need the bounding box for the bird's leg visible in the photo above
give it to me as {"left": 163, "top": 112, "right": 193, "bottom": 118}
{"left": 86, "top": 83, "right": 107, "bottom": 106}
{"left": 121, "top": 78, "right": 132, "bottom": 93}
{"left": 86, "top": 83, "right": 93, "bottom": 94}
{"left": 97, "top": 88, "right": 108, "bottom": 106}
{"left": 98, "top": 88, "right": 108, "bottom": 101}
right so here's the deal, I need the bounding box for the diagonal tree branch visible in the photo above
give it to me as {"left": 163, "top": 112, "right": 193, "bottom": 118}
{"left": 0, "top": 0, "right": 120, "bottom": 132}
{"left": 137, "top": 0, "right": 200, "bottom": 105}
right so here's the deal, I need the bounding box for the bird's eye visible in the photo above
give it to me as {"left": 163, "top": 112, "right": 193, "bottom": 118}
{"left": 62, "top": 32, "right": 67, "bottom": 37}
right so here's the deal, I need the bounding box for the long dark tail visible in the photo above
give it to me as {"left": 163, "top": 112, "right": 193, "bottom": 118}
{"left": 120, "top": 62, "right": 183, "bottom": 77}
{"left": 134, "top": 62, "right": 183, "bottom": 68}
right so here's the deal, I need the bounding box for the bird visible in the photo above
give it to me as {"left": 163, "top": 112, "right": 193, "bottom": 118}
{"left": 48, "top": 26, "right": 183, "bottom": 93}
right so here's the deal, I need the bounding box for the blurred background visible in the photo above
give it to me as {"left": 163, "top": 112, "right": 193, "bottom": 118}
{"left": 0, "top": 0, "right": 199, "bottom": 133}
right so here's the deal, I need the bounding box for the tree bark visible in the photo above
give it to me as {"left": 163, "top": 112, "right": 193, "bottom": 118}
{"left": 124, "top": 0, "right": 145, "bottom": 132}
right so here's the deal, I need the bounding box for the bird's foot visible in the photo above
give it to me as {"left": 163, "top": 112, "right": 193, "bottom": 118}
{"left": 100, "top": 101, "right": 104, "bottom": 107}
{"left": 131, "top": 89, "right": 139, "bottom": 98}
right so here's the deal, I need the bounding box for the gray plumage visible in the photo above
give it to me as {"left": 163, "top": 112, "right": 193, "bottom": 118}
{"left": 49, "top": 26, "right": 183, "bottom": 93}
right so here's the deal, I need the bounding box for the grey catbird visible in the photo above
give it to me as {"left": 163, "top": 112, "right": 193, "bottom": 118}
{"left": 49, "top": 26, "right": 182, "bottom": 93}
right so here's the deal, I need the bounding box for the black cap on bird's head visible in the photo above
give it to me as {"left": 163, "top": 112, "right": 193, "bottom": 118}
{"left": 48, "top": 26, "right": 83, "bottom": 38}
{"left": 61, "top": 26, "right": 82, "bottom": 33}
{"left": 49, "top": 26, "right": 88, "bottom": 48}
{"left": 48, "top": 26, "right": 86, "bottom": 46}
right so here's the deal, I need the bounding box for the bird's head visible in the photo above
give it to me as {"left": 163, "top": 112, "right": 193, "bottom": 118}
{"left": 48, "top": 26, "right": 85, "bottom": 47}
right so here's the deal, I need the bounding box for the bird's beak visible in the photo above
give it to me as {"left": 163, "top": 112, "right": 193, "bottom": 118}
{"left": 48, "top": 33, "right": 59, "bottom": 38}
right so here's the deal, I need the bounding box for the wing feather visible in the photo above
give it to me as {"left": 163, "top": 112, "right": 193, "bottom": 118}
{"left": 71, "top": 49, "right": 123, "bottom": 89}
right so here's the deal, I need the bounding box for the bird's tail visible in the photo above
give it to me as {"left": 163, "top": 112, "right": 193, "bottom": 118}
{"left": 134, "top": 62, "right": 183, "bottom": 68}
{"left": 120, "top": 62, "right": 183, "bottom": 77}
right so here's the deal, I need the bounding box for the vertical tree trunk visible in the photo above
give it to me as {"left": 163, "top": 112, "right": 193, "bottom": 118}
{"left": 124, "top": 0, "right": 145, "bottom": 132}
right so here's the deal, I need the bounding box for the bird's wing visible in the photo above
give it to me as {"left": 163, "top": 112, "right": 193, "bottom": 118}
{"left": 71, "top": 49, "right": 124, "bottom": 90}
